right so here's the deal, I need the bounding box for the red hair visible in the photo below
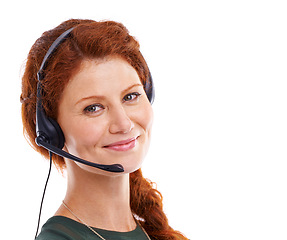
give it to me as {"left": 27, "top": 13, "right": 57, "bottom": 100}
{"left": 21, "top": 19, "right": 188, "bottom": 240}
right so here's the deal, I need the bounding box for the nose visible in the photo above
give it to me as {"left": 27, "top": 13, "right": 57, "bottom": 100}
{"left": 109, "top": 106, "right": 134, "bottom": 134}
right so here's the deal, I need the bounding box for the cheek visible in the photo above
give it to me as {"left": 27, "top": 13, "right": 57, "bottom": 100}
{"left": 60, "top": 116, "right": 106, "bottom": 153}
{"left": 129, "top": 103, "right": 153, "bottom": 171}
{"left": 143, "top": 103, "right": 154, "bottom": 132}
{"left": 134, "top": 102, "right": 153, "bottom": 135}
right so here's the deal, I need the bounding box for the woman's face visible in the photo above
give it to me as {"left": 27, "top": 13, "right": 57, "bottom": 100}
{"left": 57, "top": 57, "right": 153, "bottom": 175}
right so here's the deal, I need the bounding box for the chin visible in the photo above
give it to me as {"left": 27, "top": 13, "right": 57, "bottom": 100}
{"left": 121, "top": 159, "right": 144, "bottom": 174}
{"left": 68, "top": 152, "right": 145, "bottom": 177}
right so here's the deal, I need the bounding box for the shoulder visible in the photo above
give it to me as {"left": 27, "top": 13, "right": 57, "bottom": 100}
{"left": 36, "top": 216, "right": 88, "bottom": 240}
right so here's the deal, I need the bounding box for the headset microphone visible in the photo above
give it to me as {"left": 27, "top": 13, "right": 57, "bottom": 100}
{"left": 35, "top": 137, "right": 124, "bottom": 172}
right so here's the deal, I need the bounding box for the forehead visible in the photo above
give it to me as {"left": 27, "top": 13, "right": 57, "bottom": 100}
{"left": 62, "top": 57, "right": 142, "bottom": 100}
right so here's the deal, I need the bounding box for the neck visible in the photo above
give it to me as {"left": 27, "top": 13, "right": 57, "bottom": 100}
{"left": 55, "top": 162, "right": 136, "bottom": 232}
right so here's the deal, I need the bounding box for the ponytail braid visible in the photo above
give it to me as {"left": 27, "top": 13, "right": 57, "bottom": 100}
{"left": 130, "top": 169, "right": 188, "bottom": 240}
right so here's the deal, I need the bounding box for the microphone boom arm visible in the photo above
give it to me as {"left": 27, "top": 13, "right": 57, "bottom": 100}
{"left": 35, "top": 137, "right": 124, "bottom": 173}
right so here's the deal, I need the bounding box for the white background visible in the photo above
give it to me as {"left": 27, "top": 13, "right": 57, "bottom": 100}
{"left": 1, "top": 0, "right": 287, "bottom": 239}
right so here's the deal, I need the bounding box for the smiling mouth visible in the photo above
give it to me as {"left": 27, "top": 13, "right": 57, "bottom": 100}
{"left": 103, "top": 136, "right": 139, "bottom": 151}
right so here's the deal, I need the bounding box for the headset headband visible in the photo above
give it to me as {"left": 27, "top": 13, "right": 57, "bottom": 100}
{"left": 37, "top": 28, "right": 74, "bottom": 81}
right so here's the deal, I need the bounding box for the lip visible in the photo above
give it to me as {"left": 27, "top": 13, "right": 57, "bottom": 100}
{"left": 103, "top": 137, "right": 139, "bottom": 151}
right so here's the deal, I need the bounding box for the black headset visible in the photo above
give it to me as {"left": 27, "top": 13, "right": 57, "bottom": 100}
{"left": 35, "top": 27, "right": 155, "bottom": 173}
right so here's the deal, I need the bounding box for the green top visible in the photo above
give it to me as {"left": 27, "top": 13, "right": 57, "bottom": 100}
{"left": 36, "top": 216, "right": 149, "bottom": 240}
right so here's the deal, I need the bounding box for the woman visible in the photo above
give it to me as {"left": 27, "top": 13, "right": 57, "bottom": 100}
{"left": 21, "top": 19, "right": 188, "bottom": 240}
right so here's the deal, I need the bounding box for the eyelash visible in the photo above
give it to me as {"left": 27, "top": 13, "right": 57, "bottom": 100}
{"left": 83, "top": 92, "right": 141, "bottom": 114}
{"left": 83, "top": 104, "right": 104, "bottom": 114}
{"left": 123, "top": 92, "right": 141, "bottom": 102}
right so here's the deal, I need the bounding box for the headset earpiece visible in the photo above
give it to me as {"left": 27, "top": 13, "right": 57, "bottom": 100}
{"left": 47, "top": 118, "right": 65, "bottom": 149}
{"left": 145, "top": 72, "right": 155, "bottom": 104}
{"left": 36, "top": 83, "right": 65, "bottom": 149}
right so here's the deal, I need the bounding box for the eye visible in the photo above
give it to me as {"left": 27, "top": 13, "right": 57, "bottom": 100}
{"left": 83, "top": 104, "right": 104, "bottom": 114}
{"left": 123, "top": 92, "right": 141, "bottom": 102}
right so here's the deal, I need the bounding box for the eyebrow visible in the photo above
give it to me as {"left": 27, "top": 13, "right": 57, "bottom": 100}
{"left": 75, "top": 83, "right": 143, "bottom": 105}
